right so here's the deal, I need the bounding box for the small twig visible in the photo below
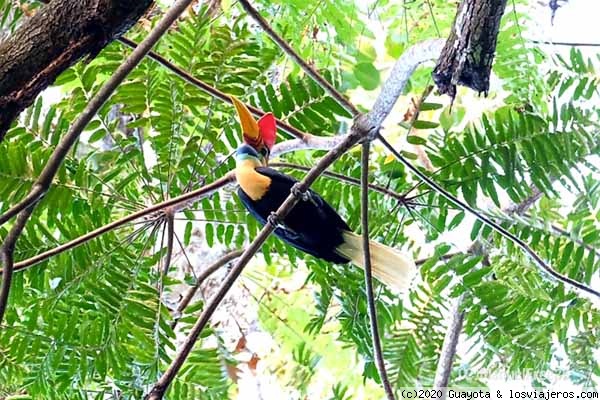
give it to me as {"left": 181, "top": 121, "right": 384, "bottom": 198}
{"left": 378, "top": 134, "right": 600, "bottom": 299}
{"left": 3, "top": 174, "right": 234, "bottom": 274}
{"left": 361, "top": 141, "right": 396, "bottom": 399}
{"left": 237, "top": 0, "right": 359, "bottom": 117}
{"left": 531, "top": 40, "right": 600, "bottom": 47}
{"left": 161, "top": 212, "right": 176, "bottom": 280}
{"left": 171, "top": 249, "right": 243, "bottom": 329}
{"left": 415, "top": 252, "right": 461, "bottom": 267}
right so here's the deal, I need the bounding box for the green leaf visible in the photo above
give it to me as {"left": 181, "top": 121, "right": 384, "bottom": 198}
{"left": 353, "top": 63, "right": 380, "bottom": 91}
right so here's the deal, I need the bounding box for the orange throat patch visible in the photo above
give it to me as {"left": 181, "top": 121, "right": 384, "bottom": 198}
{"left": 235, "top": 160, "right": 271, "bottom": 201}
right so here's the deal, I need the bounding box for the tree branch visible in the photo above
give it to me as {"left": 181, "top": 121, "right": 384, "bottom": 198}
{"left": 378, "top": 135, "right": 600, "bottom": 299}
{"left": 361, "top": 141, "right": 396, "bottom": 399}
{"left": 2, "top": 173, "right": 234, "bottom": 275}
{"left": 270, "top": 162, "right": 407, "bottom": 203}
{"left": 0, "top": 0, "right": 195, "bottom": 228}
{"left": 146, "top": 116, "right": 367, "bottom": 400}
{"left": 161, "top": 213, "right": 176, "bottom": 278}
{"left": 237, "top": 0, "right": 359, "bottom": 117}
{"left": 433, "top": 186, "right": 549, "bottom": 392}
{"left": 0, "top": 0, "right": 153, "bottom": 139}
{"left": 432, "top": 293, "right": 466, "bottom": 393}
{"left": 171, "top": 249, "right": 244, "bottom": 329}
{"left": 0, "top": 206, "right": 34, "bottom": 323}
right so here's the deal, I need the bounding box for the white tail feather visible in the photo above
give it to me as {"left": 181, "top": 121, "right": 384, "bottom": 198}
{"left": 335, "top": 231, "right": 415, "bottom": 290}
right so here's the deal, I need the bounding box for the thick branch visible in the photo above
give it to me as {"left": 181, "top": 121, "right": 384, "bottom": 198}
{"left": 0, "top": 0, "right": 153, "bottom": 139}
{"left": 432, "top": 0, "right": 508, "bottom": 97}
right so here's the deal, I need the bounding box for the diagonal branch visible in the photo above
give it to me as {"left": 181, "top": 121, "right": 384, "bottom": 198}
{"left": 2, "top": 174, "right": 234, "bottom": 275}
{"left": 378, "top": 135, "right": 600, "bottom": 300}
{"left": 237, "top": 0, "right": 359, "bottom": 117}
{"left": 361, "top": 141, "right": 396, "bottom": 399}
{"left": 433, "top": 187, "right": 550, "bottom": 392}
{"left": 117, "top": 36, "right": 309, "bottom": 141}
{"left": 146, "top": 117, "right": 367, "bottom": 400}
{"left": 171, "top": 249, "right": 244, "bottom": 329}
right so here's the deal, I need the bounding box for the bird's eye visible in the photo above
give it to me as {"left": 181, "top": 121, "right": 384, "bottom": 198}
{"left": 260, "top": 147, "right": 270, "bottom": 157}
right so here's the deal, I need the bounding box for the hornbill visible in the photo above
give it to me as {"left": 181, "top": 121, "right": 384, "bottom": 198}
{"left": 231, "top": 96, "right": 414, "bottom": 289}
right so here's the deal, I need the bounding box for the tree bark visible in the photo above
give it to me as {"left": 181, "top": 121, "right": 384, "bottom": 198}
{"left": 0, "top": 0, "right": 153, "bottom": 140}
{"left": 432, "top": 0, "right": 508, "bottom": 98}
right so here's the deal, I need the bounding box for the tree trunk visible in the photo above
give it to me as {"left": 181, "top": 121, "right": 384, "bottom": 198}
{"left": 432, "top": 0, "right": 508, "bottom": 98}
{"left": 0, "top": 0, "right": 154, "bottom": 140}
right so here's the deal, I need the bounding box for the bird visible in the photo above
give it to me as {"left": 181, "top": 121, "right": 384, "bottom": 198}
{"left": 230, "top": 96, "right": 415, "bottom": 290}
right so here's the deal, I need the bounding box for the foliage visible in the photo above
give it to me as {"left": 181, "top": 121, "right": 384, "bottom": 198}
{"left": 1, "top": 0, "right": 599, "bottom": 399}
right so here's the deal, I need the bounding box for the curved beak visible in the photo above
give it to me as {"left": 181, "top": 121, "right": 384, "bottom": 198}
{"left": 231, "top": 96, "right": 261, "bottom": 147}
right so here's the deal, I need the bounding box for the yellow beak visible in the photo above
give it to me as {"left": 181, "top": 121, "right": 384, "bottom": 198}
{"left": 231, "top": 96, "right": 260, "bottom": 143}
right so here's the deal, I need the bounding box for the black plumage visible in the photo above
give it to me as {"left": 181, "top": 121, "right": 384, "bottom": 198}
{"left": 237, "top": 167, "right": 351, "bottom": 264}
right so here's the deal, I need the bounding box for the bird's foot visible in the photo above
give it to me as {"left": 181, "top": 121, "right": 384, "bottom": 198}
{"left": 267, "top": 212, "right": 282, "bottom": 228}
{"left": 291, "top": 183, "right": 311, "bottom": 202}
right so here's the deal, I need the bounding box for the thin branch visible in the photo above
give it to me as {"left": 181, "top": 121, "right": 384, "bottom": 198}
{"left": 368, "top": 40, "right": 445, "bottom": 128}
{"left": 0, "top": 206, "right": 34, "bottom": 323}
{"left": 531, "top": 40, "right": 600, "bottom": 47}
{"left": 361, "top": 141, "right": 396, "bottom": 400}
{"left": 237, "top": 0, "right": 359, "bottom": 117}
{"left": 161, "top": 212, "right": 176, "bottom": 281}
{"left": 0, "top": 0, "right": 196, "bottom": 228}
{"left": 117, "top": 36, "right": 309, "bottom": 141}
{"left": 3, "top": 173, "right": 234, "bottom": 274}
{"left": 270, "top": 162, "right": 407, "bottom": 203}
{"left": 378, "top": 135, "right": 600, "bottom": 300}
{"left": 171, "top": 249, "right": 243, "bottom": 329}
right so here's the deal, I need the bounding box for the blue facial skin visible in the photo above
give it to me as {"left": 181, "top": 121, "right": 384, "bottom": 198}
{"left": 236, "top": 144, "right": 268, "bottom": 164}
